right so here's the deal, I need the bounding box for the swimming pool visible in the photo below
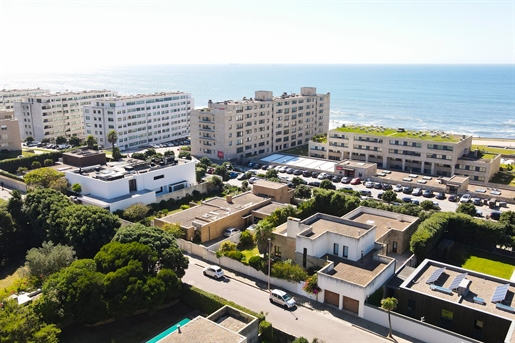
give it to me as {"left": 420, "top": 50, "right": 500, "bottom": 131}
{"left": 146, "top": 317, "right": 191, "bottom": 343}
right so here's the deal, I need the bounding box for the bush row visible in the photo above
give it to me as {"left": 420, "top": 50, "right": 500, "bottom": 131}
{"left": 0, "top": 151, "right": 62, "bottom": 174}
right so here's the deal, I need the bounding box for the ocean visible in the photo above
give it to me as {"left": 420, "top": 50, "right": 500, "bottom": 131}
{"left": 1, "top": 64, "right": 514, "bottom": 138}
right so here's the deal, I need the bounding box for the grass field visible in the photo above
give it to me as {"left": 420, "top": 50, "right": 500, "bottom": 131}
{"left": 441, "top": 243, "right": 515, "bottom": 280}
{"left": 240, "top": 246, "right": 259, "bottom": 262}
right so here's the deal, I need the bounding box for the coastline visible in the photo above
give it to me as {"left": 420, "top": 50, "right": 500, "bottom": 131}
{"left": 472, "top": 137, "right": 515, "bottom": 149}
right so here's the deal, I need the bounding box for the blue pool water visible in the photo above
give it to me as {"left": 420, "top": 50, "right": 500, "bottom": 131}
{"left": 146, "top": 317, "right": 191, "bottom": 343}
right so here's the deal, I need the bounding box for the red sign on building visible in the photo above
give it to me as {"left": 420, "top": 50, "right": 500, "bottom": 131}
{"left": 218, "top": 151, "right": 224, "bottom": 159}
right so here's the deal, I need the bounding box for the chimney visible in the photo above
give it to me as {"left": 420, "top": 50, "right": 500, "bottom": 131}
{"left": 286, "top": 217, "right": 301, "bottom": 237}
{"left": 226, "top": 195, "right": 233, "bottom": 203}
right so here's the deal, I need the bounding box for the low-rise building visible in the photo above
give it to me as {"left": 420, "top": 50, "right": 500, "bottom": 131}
{"left": 393, "top": 259, "right": 515, "bottom": 343}
{"left": 82, "top": 92, "right": 192, "bottom": 150}
{"left": 0, "top": 112, "right": 22, "bottom": 152}
{"left": 309, "top": 125, "right": 500, "bottom": 182}
{"left": 63, "top": 150, "right": 195, "bottom": 212}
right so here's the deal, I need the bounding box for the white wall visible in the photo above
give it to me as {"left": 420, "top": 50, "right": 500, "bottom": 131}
{"left": 363, "top": 304, "right": 477, "bottom": 343}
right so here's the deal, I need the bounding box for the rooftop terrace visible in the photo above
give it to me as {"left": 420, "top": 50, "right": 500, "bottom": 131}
{"left": 332, "top": 125, "right": 466, "bottom": 143}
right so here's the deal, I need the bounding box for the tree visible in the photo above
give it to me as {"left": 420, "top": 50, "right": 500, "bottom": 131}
{"left": 380, "top": 297, "right": 398, "bottom": 338}
{"left": 420, "top": 200, "right": 436, "bottom": 211}
{"left": 456, "top": 202, "right": 477, "bottom": 216}
{"left": 71, "top": 183, "right": 82, "bottom": 194}
{"left": 55, "top": 136, "right": 67, "bottom": 145}
{"left": 31, "top": 161, "right": 41, "bottom": 169}
{"left": 112, "top": 223, "right": 188, "bottom": 278}
{"left": 69, "top": 136, "right": 81, "bottom": 147}
{"left": 294, "top": 184, "right": 312, "bottom": 199}
{"left": 161, "top": 223, "right": 184, "bottom": 239}
{"left": 265, "top": 168, "right": 278, "bottom": 179}
{"left": 85, "top": 135, "right": 97, "bottom": 149}
{"left": 241, "top": 180, "right": 249, "bottom": 191}
{"left": 254, "top": 220, "right": 274, "bottom": 256}
{"left": 214, "top": 165, "right": 230, "bottom": 181}
{"left": 25, "top": 241, "right": 76, "bottom": 283}
{"left": 49, "top": 177, "right": 68, "bottom": 194}
{"left": 320, "top": 179, "right": 336, "bottom": 190}
{"left": 178, "top": 151, "right": 191, "bottom": 160}
{"left": 44, "top": 158, "right": 54, "bottom": 167}
{"left": 107, "top": 129, "right": 118, "bottom": 151}
{"left": 123, "top": 203, "right": 150, "bottom": 222}
{"left": 145, "top": 148, "right": 157, "bottom": 158}
{"left": 199, "top": 157, "right": 213, "bottom": 166}
{"left": 207, "top": 175, "right": 223, "bottom": 193}
{"left": 131, "top": 152, "right": 146, "bottom": 160}
{"left": 25, "top": 136, "right": 35, "bottom": 143}
{"left": 291, "top": 176, "right": 305, "bottom": 187}
{"left": 0, "top": 299, "right": 60, "bottom": 343}
{"left": 112, "top": 147, "right": 122, "bottom": 161}
{"left": 381, "top": 190, "right": 397, "bottom": 203}
{"left": 0, "top": 207, "right": 17, "bottom": 263}
{"left": 196, "top": 167, "right": 206, "bottom": 183}
{"left": 24, "top": 167, "right": 64, "bottom": 188}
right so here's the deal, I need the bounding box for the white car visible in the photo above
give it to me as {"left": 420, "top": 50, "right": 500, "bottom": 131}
{"left": 224, "top": 228, "right": 240, "bottom": 237}
{"left": 203, "top": 265, "right": 224, "bottom": 279}
{"left": 269, "top": 289, "right": 296, "bottom": 308}
{"left": 248, "top": 177, "right": 258, "bottom": 184}
{"left": 365, "top": 181, "right": 374, "bottom": 188}
{"left": 317, "top": 172, "right": 328, "bottom": 180}
{"left": 460, "top": 194, "right": 472, "bottom": 203}
{"left": 393, "top": 184, "right": 403, "bottom": 192}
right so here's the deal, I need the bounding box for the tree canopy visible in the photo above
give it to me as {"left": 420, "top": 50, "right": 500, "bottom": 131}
{"left": 24, "top": 168, "right": 64, "bottom": 188}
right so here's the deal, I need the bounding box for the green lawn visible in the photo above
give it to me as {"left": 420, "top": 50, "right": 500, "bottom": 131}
{"left": 240, "top": 246, "right": 259, "bottom": 262}
{"left": 440, "top": 243, "right": 515, "bottom": 279}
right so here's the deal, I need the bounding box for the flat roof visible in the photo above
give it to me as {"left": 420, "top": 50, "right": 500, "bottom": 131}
{"left": 403, "top": 260, "right": 515, "bottom": 322}
{"left": 331, "top": 125, "right": 464, "bottom": 143}
{"left": 252, "top": 179, "right": 287, "bottom": 190}
{"left": 158, "top": 192, "right": 269, "bottom": 228}
{"left": 300, "top": 214, "right": 373, "bottom": 239}
{"left": 159, "top": 316, "right": 243, "bottom": 343}
{"left": 322, "top": 252, "right": 392, "bottom": 287}
{"left": 259, "top": 154, "right": 337, "bottom": 172}
{"left": 101, "top": 91, "right": 190, "bottom": 101}
{"left": 252, "top": 202, "right": 289, "bottom": 217}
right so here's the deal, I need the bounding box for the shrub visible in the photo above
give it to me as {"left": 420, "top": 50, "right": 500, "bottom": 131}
{"left": 180, "top": 204, "right": 190, "bottom": 210}
{"left": 248, "top": 256, "right": 264, "bottom": 271}
{"left": 259, "top": 320, "right": 273, "bottom": 342}
{"left": 44, "top": 159, "right": 54, "bottom": 167}
{"left": 226, "top": 250, "right": 245, "bottom": 262}
{"left": 303, "top": 274, "right": 321, "bottom": 295}
{"left": 220, "top": 241, "right": 237, "bottom": 253}
{"left": 271, "top": 260, "right": 308, "bottom": 282}
{"left": 122, "top": 203, "right": 150, "bottom": 222}
{"left": 238, "top": 231, "right": 253, "bottom": 248}
{"left": 31, "top": 161, "right": 41, "bottom": 169}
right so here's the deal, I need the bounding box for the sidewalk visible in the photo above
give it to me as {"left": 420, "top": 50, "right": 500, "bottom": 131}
{"left": 187, "top": 254, "right": 421, "bottom": 343}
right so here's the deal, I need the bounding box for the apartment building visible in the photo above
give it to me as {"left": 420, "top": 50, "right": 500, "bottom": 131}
{"left": 13, "top": 90, "right": 117, "bottom": 142}
{"left": 191, "top": 87, "right": 330, "bottom": 161}
{"left": 0, "top": 88, "right": 49, "bottom": 110}
{"left": 82, "top": 92, "right": 192, "bottom": 150}
{"left": 309, "top": 125, "right": 500, "bottom": 182}
{"left": 0, "top": 112, "right": 22, "bottom": 152}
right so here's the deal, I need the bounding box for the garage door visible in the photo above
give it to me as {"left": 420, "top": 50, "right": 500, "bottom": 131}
{"left": 324, "top": 290, "right": 339, "bottom": 307}
{"left": 343, "top": 296, "right": 359, "bottom": 314}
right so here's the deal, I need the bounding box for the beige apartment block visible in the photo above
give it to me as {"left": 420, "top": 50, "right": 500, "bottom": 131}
{"left": 191, "top": 87, "right": 330, "bottom": 162}
{"left": 0, "top": 111, "right": 22, "bottom": 152}
{"left": 13, "top": 90, "right": 117, "bottom": 142}
{"left": 310, "top": 125, "right": 500, "bottom": 182}
{"left": 0, "top": 88, "right": 49, "bottom": 110}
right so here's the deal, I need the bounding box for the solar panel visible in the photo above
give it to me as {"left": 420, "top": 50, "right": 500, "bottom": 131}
{"left": 426, "top": 267, "right": 446, "bottom": 284}
{"left": 449, "top": 273, "right": 468, "bottom": 290}
{"left": 491, "top": 284, "right": 510, "bottom": 303}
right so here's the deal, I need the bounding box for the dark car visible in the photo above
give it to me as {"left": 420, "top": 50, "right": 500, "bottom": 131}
{"left": 435, "top": 192, "right": 446, "bottom": 200}
{"left": 311, "top": 171, "right": 320, "bottom": 178}
{"left": 286, "top": 168, "right": 294, "bottom": 174}
{"left": 422, "top": 189, "right": 433, "bottom": 198}
{"left": 293, "top": 169, "right": 303, "bottom": 176}
{"left": 261, "top": 165, "right": 268, "bottom": 170}
{"left": 254, "top": 163, "right": 262, "bottom": 169}
{"left": 402, "top": 186, "right": 413, "bottom": 194}
{"left": 489, "top": 211, "right": 501, "bottom": 220}
{"left": 303, "top": 170, "right": 312, "bottom": 177}
{"left": 308, "top": 181, "right": 321, "bottom": 187}
{"left": 402, "top": 196, "right": 412, "bottom": 203}
{"left": 382, "top": 183, "right": 392, "bottom": 190}
{"left": 332, "top": 175, "right": 342, "bottom": 183}
{"left": 448, "top": 194, "right": 458, "bottom": 202}
{"left": 359, "top": 190, "right": 372, "bottom": 197}
{"left": 373, "top": 182, "right": 382, "bottom": 189}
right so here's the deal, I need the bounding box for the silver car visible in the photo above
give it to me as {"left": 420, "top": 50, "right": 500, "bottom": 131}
{"left": 269, "top": 289, "right": 296, "bottom": 308}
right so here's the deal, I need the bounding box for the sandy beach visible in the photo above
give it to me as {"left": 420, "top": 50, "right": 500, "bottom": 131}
{"left": 472, "top": 137, "right": 515, "bottom": 149}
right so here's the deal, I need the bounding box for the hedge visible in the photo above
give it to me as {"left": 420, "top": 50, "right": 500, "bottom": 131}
{"left": 180, "top": 284, "right": 265, "bottom": 322}
{"left": 0, "top": 151, "right": 63, "bottom": 174}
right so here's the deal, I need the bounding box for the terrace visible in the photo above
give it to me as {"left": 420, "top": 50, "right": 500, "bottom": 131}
{"left": 332, "top": 125, "right": 462, "bottom": 143}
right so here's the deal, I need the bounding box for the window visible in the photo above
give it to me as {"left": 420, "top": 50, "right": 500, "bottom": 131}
{"left": 153, "top": 175, "right": 164, "bottom": 180}
{"left": 333, "top": 243, "right": 339, "bottom": 255}
{"left": 274, "top": 246, "right": 281, "bottom": 257}
{"left": 441, "top": 309, "right": 453, "bottom": 322}
{"left": 407, "top": 299, "right": 416, "bottom": 312}
{"left": 474, "top": 319, "right": 483, "bottom": 331}
{"left": 342, "top": 245, "right": 348, "bottom": 258}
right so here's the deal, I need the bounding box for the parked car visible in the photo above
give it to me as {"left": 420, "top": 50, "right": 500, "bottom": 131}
{"left": 203, "top": 265, "right": 224, "bottom": 279}
{"left": 489, "top": 211, "right": 502, "bottom": 220}
{"left": 411, "top": 188, "right": 422, "bottom": 196}
{"left": 359, "top": 190, "right": 372, "bottom": 197}
{"left": 350, "top": 178, "right": 361, "bottom": 185}
{"left": 377, "top": 192, "right": 384, "bottom": 199}
{"left": 373, "top": 182, "right": 382, "bottom": 189}
{"left": 308, "top": 181, "right": 321, "bottom": 187}
{"left": 402, "top": 186, "right": 413, "bottom": 194}
{"left": 317, "top": 172, "right": 329, "bottom": 180}
{"left": 472, "top": 197, "right": 482, "bottom": 206}
{"left": 435, "top": 192, "right": 446, "bottom": 200}
{"left": 223, "top": 228, "right": 240, "bottom": 237}
{"left": 460, "top": 194, "right": 472, "bottom": 203}
{"left": 261, "top": 164, "right": 269, "bottom": 170}
{"left": 302, "top": 170, "right": 312, "bottom": 177}
{"left": 393, "top": 184, "right": 403, "bottom": 192}
{"left": 237, "top": 173, "right": 248, "bottom": 180}
{"left": 422, "top": 189, "right": 433, "bottom": 198}
{"left": 248, "top": 177, "right": 258, "bottom": 184}
{"left": 402, "top": 197, "right": 412, "bottom": 203}
{"left": 293, "top": 169, "right": 303, "bottom": 175}
{"left": 332, "top": 175, "right": 342, "bottom": 183}
{"left": 311, "top": 171, "right": 320, "bottom": 178}
{"left": 364, "top": 181, "right": 374, "bottom": 188}
{"left": 411, "top": 199, "right": 420, "bottom": 205}
{"left": 229, "top": 171, "right": 239, "bottom": 179}
{"left": 448, "top": 194, "right": 458, "bottom": 202}
{"left": 269, "top": 289, "right": 296, "bottom": 309}
{"left": 341, "top": 177, "right": 350, "bottom": 184}
{"left": 474, "top": 209, "right": 483, "bottom": 217}
{"left": 382, "top": 183, "right": 392, "bottom": 190}
{"left": 286, "top": 168, "right": 294, "bottom": 174}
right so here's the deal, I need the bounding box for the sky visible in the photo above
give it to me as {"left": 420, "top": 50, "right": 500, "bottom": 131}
{"left": 0, "top": 0, "right": 513, "bottom": 71}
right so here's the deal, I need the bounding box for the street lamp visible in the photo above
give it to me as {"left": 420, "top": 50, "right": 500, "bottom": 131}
{"left": 267, "top": 238, "right": 271, "bottom": 290}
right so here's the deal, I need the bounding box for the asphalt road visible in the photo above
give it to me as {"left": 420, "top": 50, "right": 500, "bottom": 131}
{"left": 182, "top": 255, "right": 418, "bottom": 343}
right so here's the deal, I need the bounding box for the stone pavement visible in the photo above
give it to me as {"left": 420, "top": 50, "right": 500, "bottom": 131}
{"left": 187, "top": 254, "right": 421, "bottom": 343}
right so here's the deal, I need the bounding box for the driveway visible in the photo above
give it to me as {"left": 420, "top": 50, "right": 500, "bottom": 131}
{"left": 182, "top": 254, "right": 420, "bottom": 343}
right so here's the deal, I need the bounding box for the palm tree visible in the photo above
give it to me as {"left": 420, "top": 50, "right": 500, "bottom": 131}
{"left": 254, "top": 221, "right": 274, "bottom": 256}
{"left": 107, "top": 130, "right": 118, "bottom": 151}
{"left": 380, "top": 297, "right": 398, "bottom": 338}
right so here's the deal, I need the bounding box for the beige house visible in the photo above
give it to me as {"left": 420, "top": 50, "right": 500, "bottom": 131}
{"left": 309, "top": 125, "right": 500, "bottom": 182}
{"left": 0, "top": 112, "right": 22, "bottom": 152}
{"left": 154, "top": 181, "right": 293, "bottom": 243}
{"left": 191, "top": 87, "right": 330, "bottom": 162}
{"left": 251, "top": 179, "right": 294, "bottom": 204}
